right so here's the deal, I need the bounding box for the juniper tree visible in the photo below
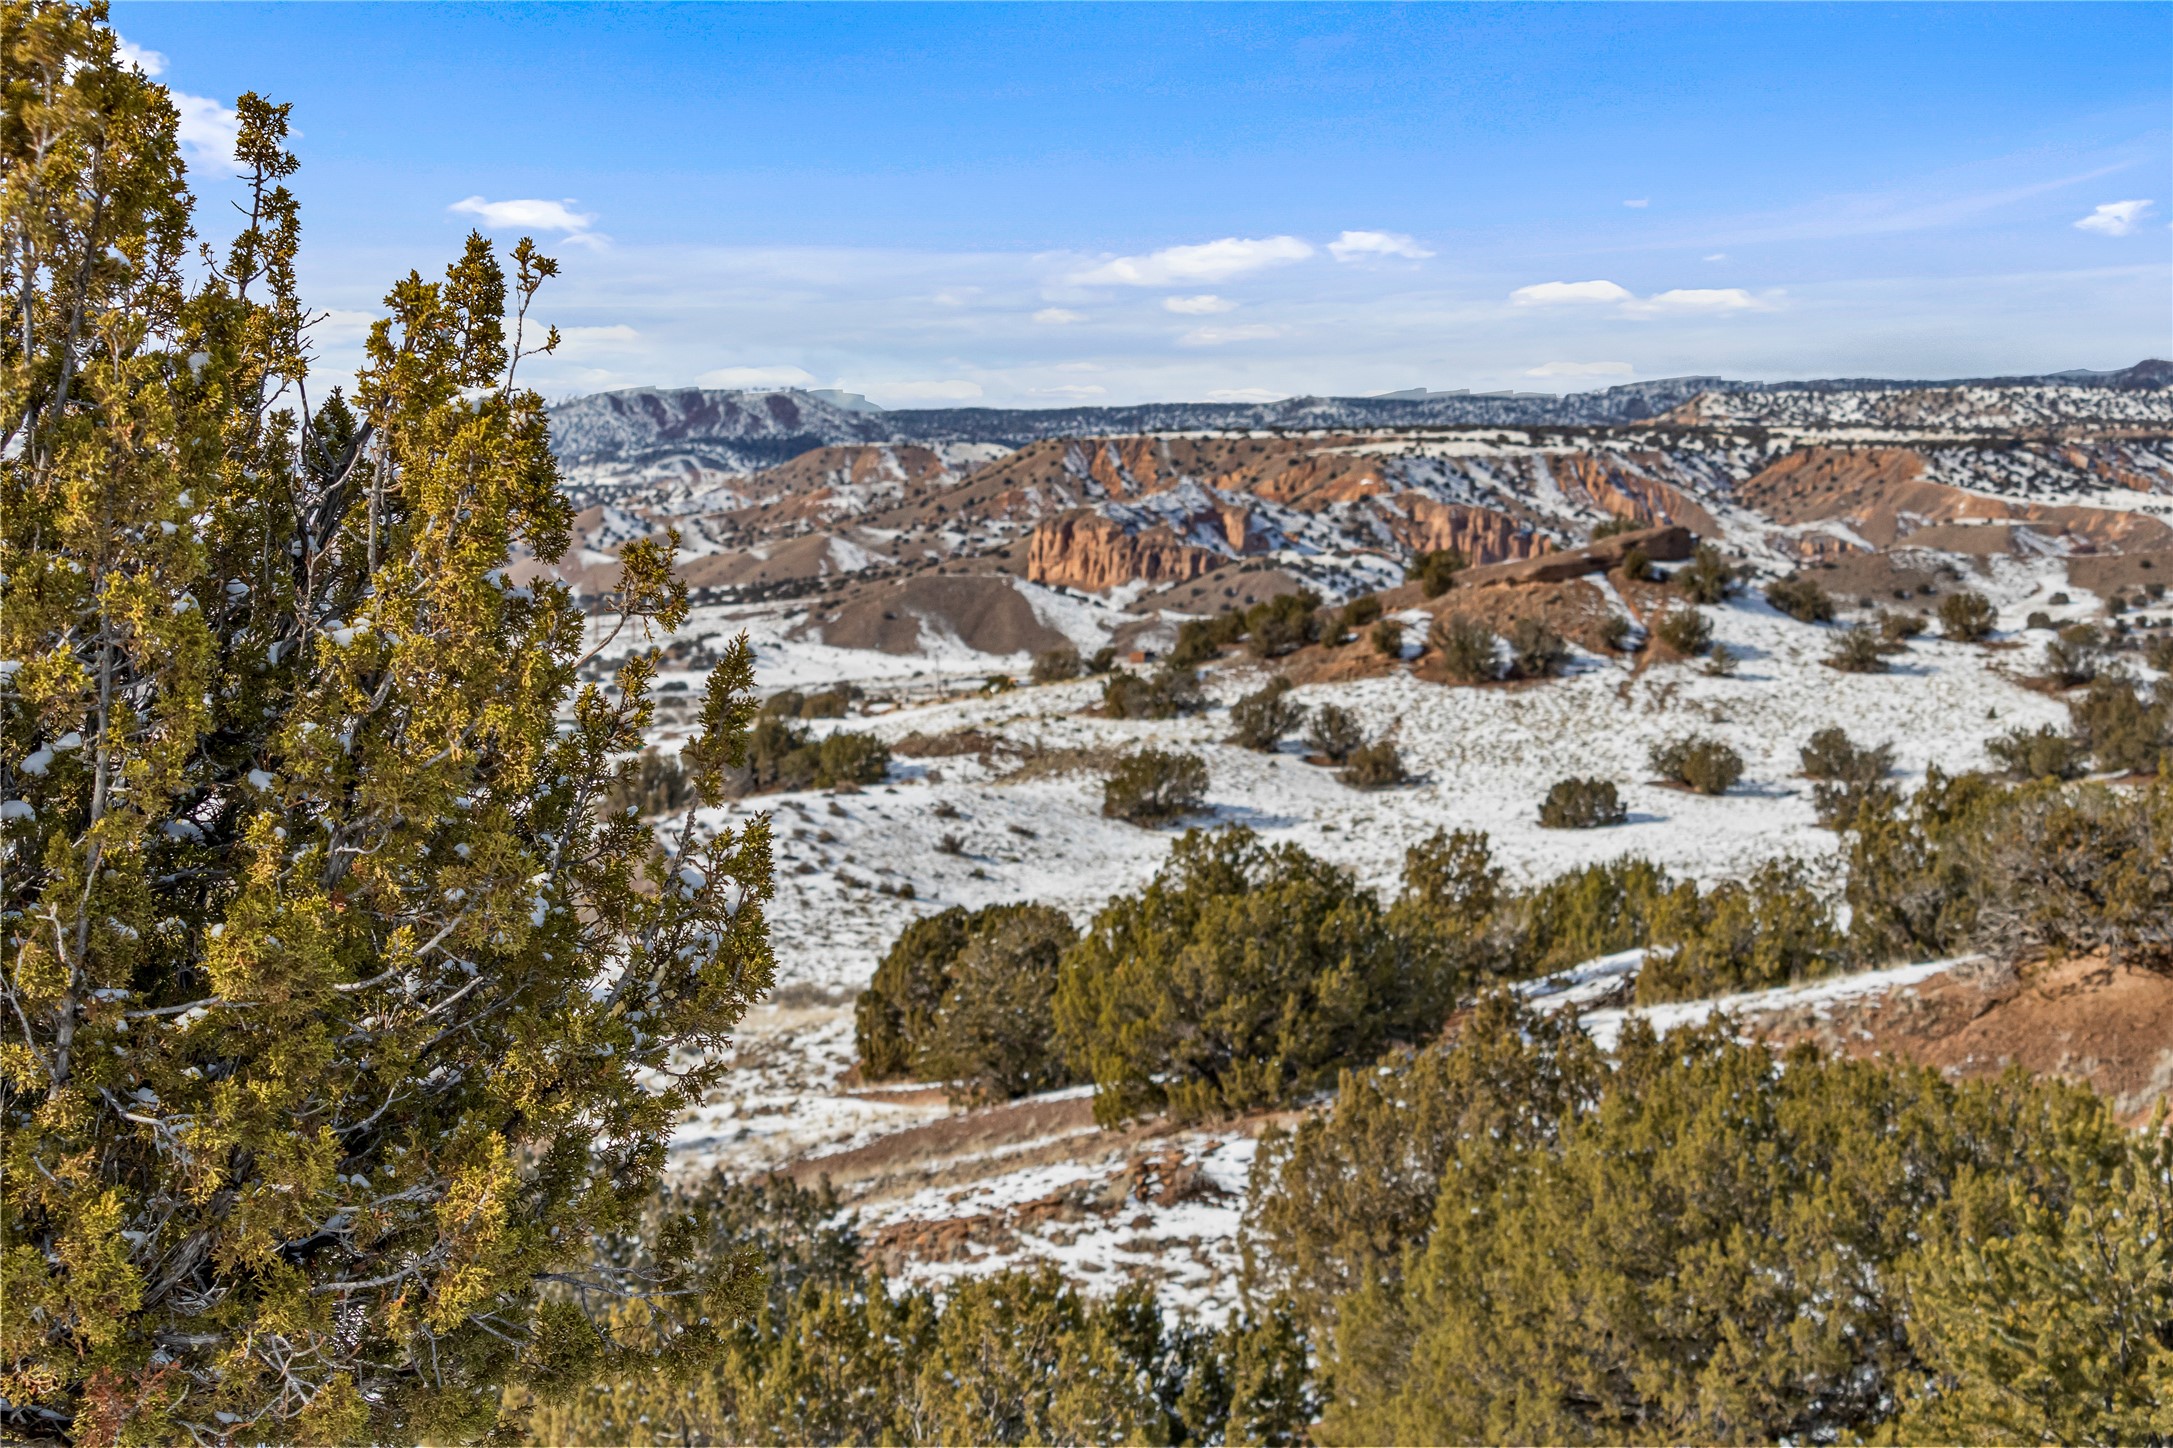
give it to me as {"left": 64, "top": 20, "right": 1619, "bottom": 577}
{"left": 1, "top": 11, "right": 773, "bottom": 1439}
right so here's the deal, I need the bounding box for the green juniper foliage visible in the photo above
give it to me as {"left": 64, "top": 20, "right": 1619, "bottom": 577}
{"left": 1, "top": 11, "right": 773, "bottom": 1439}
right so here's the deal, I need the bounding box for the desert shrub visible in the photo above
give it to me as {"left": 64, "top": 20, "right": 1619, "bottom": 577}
{"left": 1878, "top": 608, "right": 1928, "bottom": 644}
{"left": 1306, "top": 703, "right": 1366, "bottom": 762}
{"left": 1087, "top": 644, "right": 1119, "bottom": 672}
{"left": 1396, "top": 828, "right": 1505, "bottom": 938}
{"left": 1229, "top": 676, "right": 1303, "bottom": 751}
{"left": 1598, "top": 613, "right": 1635, "bottom": 652}
{"left": 1766, "top": 574, "right": 1837, "bottom": 623}
{"left": 2067, "top": 677, "right": 2170, "bottom": 774}
{"left": 1031, "top": 643, "right": 1084, "bottom": 683}
{"left": 2024, "top": 610, "right": 2053, "bottom": 631}
{"left": 1429, "top": 614, "right": 1500, "bottom": 682}
{"left": 2041, "top": 623, "right": 2105, "bottom": 687}
{"left": 2049, "top": 591, "right": 2072, "bottom": 605}
{"left": 1507, "top": 616, "right": 1569, "bottom": 678}
{"left": 1649, "top": 734, "right": 1744, "bottom": 795}
{"left": 1938, "top": 589, "right": 1997, "bottom": 642}
{"left": 1827, "top": 624, "right": 1889, "bottom": 673}
{"left": 1505, "top": 856, "right": 1671, "bottom": 975}
{"left": 799, "top": 686, "right": 853, "bottom": 718}
{"left": 742, "top": 714, "right": 892, "bottom": 793}
{"left": 1340, "top": 593, "right": 1384, "bottom": 631}
{"left": 1340, "top": 740, "right": 1407, "bottom": 790}
{"left": 853, "top": 903, "right": 1081, "bottom": 1103}
{"left": 1635, "top": 858, "right": 1844, "bottom": 1003}
{"left": 606, "top": 746, "right": 698, "bottom": 819}
{"left": 1246, "top": 591, "right": 1323, "bottom": 658}
{"left": 1537, "top": 777, "right": 1626, "bottom": 829}
{"left": 1276, "top": 1003, "right": 2146, "bottom": 1446}
{"left": 1619, "top": 545, "right": 1654, "bottom": 581}
{"left": 1590, "top": 515, "right": 1642, "bottom": 539}
{"left": 1406, "top": 548, "right": 1467, "bottom": 598}
{"left": 1055, "top": 828, "right": 1453, "bottom": 1124}
{"left": 1800, "top": 726, "right": 1895, "bottom": 784}
{"left": 1101, "top": 748, "right": 1210, "bottom": 824}
{"left": 1675, "top": 543, "right": 1739, "bottom": 604}
{"left": 1171, "top": 611, "right": 1243, "bottom": 666}
{"left": 533, "top": 1174, "right": 1311, "bottom": 1447}
{"left": 1702, "top": 643, "right": 1741, "bottom": 676}
{"left": 1650, "top": 605, "right": 1712, "bottom": 657}
{"left": 1986, "top": 724, "right": 2087, "bottom": 781}
{"left": 1369, "top": 617, "right": 1404, "bottom": 658}
{"left": 1102, "top": 664, "right": 1205, "bottom": 720}
{"left": 763, "top": 688, "right": 806, "bottom": 717}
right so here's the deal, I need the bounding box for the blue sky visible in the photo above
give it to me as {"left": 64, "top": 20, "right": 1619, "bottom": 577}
{"left": 116, "top": 2, "right": 2170, "bottom": 406}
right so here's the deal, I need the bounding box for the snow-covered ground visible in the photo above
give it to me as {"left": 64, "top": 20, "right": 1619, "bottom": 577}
{"left": 619, "top": 551, "right": 2146, "bottom": 1307}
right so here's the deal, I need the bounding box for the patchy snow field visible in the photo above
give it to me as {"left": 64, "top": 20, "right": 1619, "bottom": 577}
{"left": 627, "top": 553, "right": 2134, "bottom": 1304}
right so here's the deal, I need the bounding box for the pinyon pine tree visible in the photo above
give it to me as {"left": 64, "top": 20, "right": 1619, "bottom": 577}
{"left": 1, "top": 6, "right": 774, "bottom": 1441}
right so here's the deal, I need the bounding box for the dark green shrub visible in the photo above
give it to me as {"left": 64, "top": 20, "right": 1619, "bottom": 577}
{"left": 1619, "top": 545, "right": 1653, "bottom": 581}
{"left": 1341, "top": 593, "right": 1384, "bottom": 631}
{"left": 1101, "top": 748, "right": 1209, "bottom": 824}
{"left": 1878, "top": 609, "right": 1927, "bottom": 645}
{"left": 1406, "top": 549, "right": 1467, "bottom": 599}
{"left": 762, "top": 688, "right": 806, "bottom": 717}
{"left": 2146, "top": 635, "right": 2173, "bottom": 672}
{"left": 1397, "top": 828, "right": 1504, "bottom": 938}
{"left": 1676, "top": 544, "right": 1738, "bottom": 604}
{"left": 1172, "top": 613, "right": 1239, "bottom": 666}
{"left": 1636, "top": 858, "right": 1844, "bottom": 1003}
{"left": 1766, "top": 575, "right": 1836, "bottom": 623}
{"left": 1598, "top": 614, "right": 1635, "bottom": 652}
{"left": 2066, "top": 678, "right": 2169, "bottom": 774}
{"left": 1827, "top": 624, "right": 1889, "bottom": 673}
{"left": 1229, "top": 676, "right": 1302, "bottom": 751}
{"left": 1306, "top": 703, "right": 1365, "bottom": 762}
{"left": 606, "top": 746, "right": 697, "bottom": 819}
{"left": 1273, "top": 1001, "right": 2142, "bottom": 1447}
{"left": 1590, "top": 515, "right": 1642, "bottom": 540}
{"left": 2049, "top": 591, "right": 2071, "bottom": 606}
{"left": 1369, "top": 617, "right": 1404, "bottom": 658}
{"left": 1800, "top": 727, "right": 1897, "bottom": 828}
{"left": 1650, "top": 735, "right": 1744, "bottom": 795}
{"left": 2025, "top": 610, "right": 2053, "bottom": 631}
{"left": 1508, "top": 616, "right": 1569, "bottom": 678}
{"left": 1340, "top": 740, "right": 1406, "bottom": 789}
{"left": 536, "top": 1174, "right": 1311, "bottom": 1447}
{"left": 1087, "top": 644, "right": 1118, "bottom": 672}
{"left": 1055, "top": 828, "right": 1450, "bottom": 1124}
{"left": 2042, "top": 624, "right": 2105, "bottom": 687}
{"left": 1702, "top": 643, "right": 1741, "bottom": 677}
{"left": 1650, "top": 605, "right": 1712, "bottom": 657}
{"left": 1939, "top": 590, "right": 1997, "bottom": 642}
{"left": 1538, "top": 777, "right": 1626, "bottom": 829}
{"left": 741, "top": 714, "right": 891, "bottom": 793}
{"left": 1429, "top": 614, "right": 1499, "bottom": 682}
{"left": 1505, "top": 856, "right": 1670, "bottom": 975}
{"left": 799, "top": 687, "right": 852, "bottom": 718}
{"left": 1246, "top": 591, "right": 1323, "bottom": 658}
{"left": 1031, "top": 643, "right": 1084, "bottom": 684}
{"left": 855, "top": 903, "right": 1080, "bottom": 1102}
{"left": 1102, "top": 664, "right": 1205, "bottom": 720}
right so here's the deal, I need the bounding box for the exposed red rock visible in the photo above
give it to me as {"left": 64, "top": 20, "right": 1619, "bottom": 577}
{"left": 1025, "top": 510, "right": 1228, "bottom": 592}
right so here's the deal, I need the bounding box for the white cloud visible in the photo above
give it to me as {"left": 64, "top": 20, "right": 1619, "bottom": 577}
{"left": 1704, "top": 253, "right": 1728, "bottom": 262}
{"left": 1327, "top": 229, "right": 1433, "bottom": 262}
{"left": 173, "top": 92, "right": 242, "bottom": 177}
{"left": 1207, "top": 388, "right": 1286, "bottom": 402}
{"left": 1162, "top": 294, "right": 1236, "bottom": 315}
{"left": 554, "top": 324, "right": 642, "bottom": 357}
{"left": 115, "top": 37, "right": 167, "bottom": 75}
{"left": 1525, "top": 361, "right": 1635, "bottom": 378}
{"left": 1623, "top": 198, "right": 1650, "bottom": 209}
{"left": 1631, "top": 288, "right": 1761, "bottom": 315}
{"left": 1072, "top": 235, "right": 1313, "bottom": 286}
{"left": 1178, "top": 324, "right": 1284, "bottom": 347}
{"left": 1509, "top": 280, "right": 1636, "bottom": 307}
{"left": 1029, "top": 384, "right": 1107, "bottom": 398}
{"left": 870, "top": 379, "right": 984, "bottom": 403}
{"left": 695, "top": 364, "right": 816, "bottom": 389}
{"left": 2075, "top": 200, "right": 2154, "bottom": 237}
{"left": 1032, "top": 307, "right": 1085, "bottom": 324}
{"left": 450, "top": 195, "right": 605, "bottom": 247}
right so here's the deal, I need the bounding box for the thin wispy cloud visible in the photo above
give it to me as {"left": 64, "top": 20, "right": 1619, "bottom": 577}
{"left": 1072, "top": 236, "right": 1313, "bottom": 286}
{"left": 1327, "top": 229, "right": 1433, "bottom": 261}
{"left": 118, "top": 34, "right": 244, "bottom": 176}
{"left": 1622, "top": 198, "right": 1650, "bottom": 209}
{"left": 1032, "top": 307, "right": 1085, "bottom": 324}
{"left": 1029, "top": 384, "right": 1107, "bottom": 398}
{"left": 1526, "top": 360, "right": 1634, "bottom": 378}
{"left": 871, "top": 378, "right": 983, "bottom": 403}
{"left": 1163, "top": 295, "right": 1236, "bottom": 315}
{"left": 1177, "top": 323, "right": 1284, "bottom": 347}
{"left": 1510, "top": 280, "right": 1635, "bottom": 306}
{"left": 450, "top": 196, "right": 606, "bottom": 247}
{"left": 1631, "top": 288, "right": 1762, "bottom": 316}
{"left": 2075, "top": 199, "right": 2154, "bottom": 236}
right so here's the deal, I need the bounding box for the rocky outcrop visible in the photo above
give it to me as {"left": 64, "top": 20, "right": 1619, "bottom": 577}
{"left": 1460, "top": 525, "right": 1695, "bottom": 587}
{"left": 1025, "top": 511, "right": 1228, "bottom": 592}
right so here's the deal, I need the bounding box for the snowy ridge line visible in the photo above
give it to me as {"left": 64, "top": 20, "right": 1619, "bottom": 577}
{"left": 1567, "top": 955, "right": 1981, "bottom": 1053}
